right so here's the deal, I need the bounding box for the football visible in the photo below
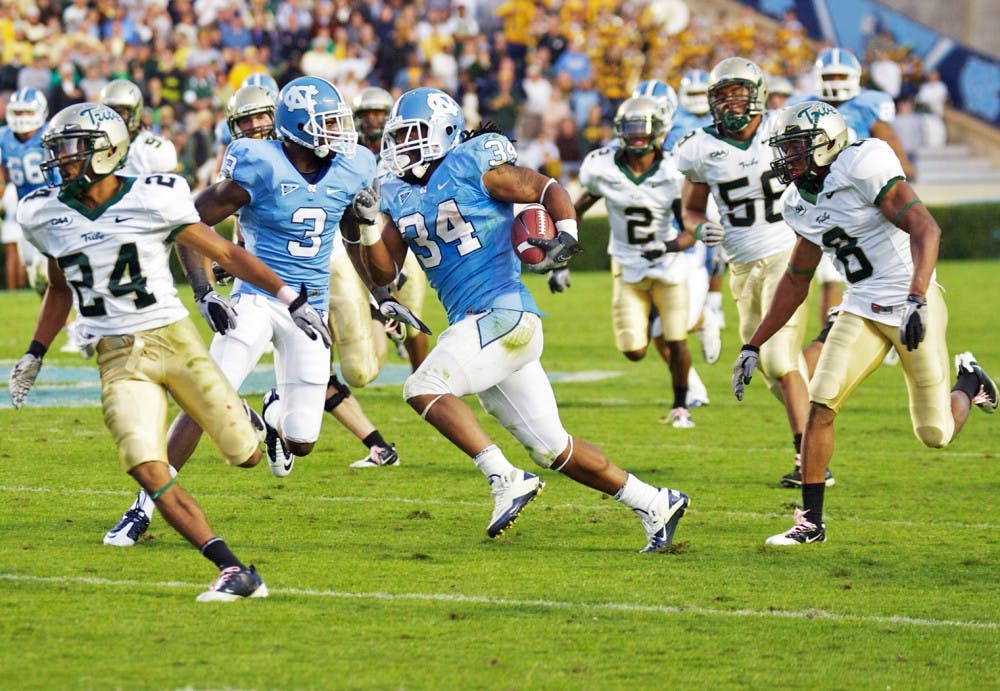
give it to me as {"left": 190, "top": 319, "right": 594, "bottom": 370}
{"left": 510, "top": 204, "right": 555, "bottom": 265}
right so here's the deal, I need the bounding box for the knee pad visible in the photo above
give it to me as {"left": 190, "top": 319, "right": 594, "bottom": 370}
{"left": 324, "top": 375, "right": 351, "bottom": 412}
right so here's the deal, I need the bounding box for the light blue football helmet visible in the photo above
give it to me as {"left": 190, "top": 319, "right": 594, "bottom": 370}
{"left": 276, "top": 76, "right": 356, "bottom": 158}
{"left": 8, "top": 87, "right": 48, "bottom": 134}
{"left": 241, "top": 71, "right": 279, "bottom": 100}
{"left": 381, "top": 87, "right": 464, "bottom": 179}
{"left": 632, "top": 79, "right": 678, "bottom": 127}
{"left": 678, "top": 70, "right": 710, "bottom": 116}
{"left": 814, "top": 47, "right": 862, "bottom": 103}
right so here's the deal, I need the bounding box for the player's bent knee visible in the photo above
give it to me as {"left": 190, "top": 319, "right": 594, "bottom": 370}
{"left": 403, "top": 370, "right": 451, "bottom": 401}
{"left": 324, "top": 375, "right": 352, "bottom": 412}
{"left": 914, "top": 425, "right": 950, "bottom": 449}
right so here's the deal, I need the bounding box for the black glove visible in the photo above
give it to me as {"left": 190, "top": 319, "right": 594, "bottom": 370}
{"left": 195, "top": 287, "right": 238, "bottom": 334}
{"left": 288, "top": 284, "right": 332, "bottom": 347}
{"left": 525, "top": 231, "right": 582, "bottom": 273}
{"left": 547, "top": 267, "right": 571, "bottom": 293}
{"left": 899, "top": 294, "right": 927, "bottom": 351}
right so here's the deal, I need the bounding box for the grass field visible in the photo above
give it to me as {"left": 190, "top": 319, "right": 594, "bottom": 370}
{"left": 1, "top": 261, "right": 997, "bottom": 690}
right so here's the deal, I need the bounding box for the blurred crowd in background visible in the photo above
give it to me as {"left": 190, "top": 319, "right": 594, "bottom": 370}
{"left": 0, "top": 0, "right": 950, "bottom": 189}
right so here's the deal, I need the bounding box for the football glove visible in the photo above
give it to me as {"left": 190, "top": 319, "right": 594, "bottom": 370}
{"left": 379, "top": 297, "right": 432, "bottom": 335}
{"left": 211, "top": 262, "right": 232, "bottom": 286}
{"left": 698, "top": 220, "right": 725, "bottom": 247}
{"left": 288, "top": 284, "right": 332, "bottom": 347}
{"left": 547, "top": 267, "right": 571, "bottom": 293}
{"left": 195, "top": 287, "right": 238, "bottom": 335}
{"left": 731, "top": 344, "right": 760, "bottom": 401}
{"left": 640, "top": 240, "right": 668, "bottom": 261}
{"left": 351, "top": 180, "right": 380, "bottom": 226}
{"left": 525, "top": 231, "right": 582, "bottom": 273}
{"left": 899, "top": 294, "right": 927, "bottom": 351}
{"left": 9, "top": 352, "right": 42, "bottom": 409}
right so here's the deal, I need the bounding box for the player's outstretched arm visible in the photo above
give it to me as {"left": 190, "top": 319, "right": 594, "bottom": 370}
{"left": 193, "top": 179, "right": 251, "bottom": 227}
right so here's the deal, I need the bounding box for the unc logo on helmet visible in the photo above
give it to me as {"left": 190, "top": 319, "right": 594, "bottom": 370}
{"left": 276, "top": 77, "right": 357, "bottom": 158}
{"left": 382, "top": 87, "right": 465, "bottom": 180}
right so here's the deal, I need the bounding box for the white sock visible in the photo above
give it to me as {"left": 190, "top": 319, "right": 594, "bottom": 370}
{"left": 687, "top": 366, "right": 707, "bottom": 401}
{"left": 474, "top": 445, "right": 516, "bottom": 483}
{"left": 706, "top": 291, "right": 722, "bottom": 312}
{"left": 614, "top": 473, "right": 660, "bottom": 511}
{"left": 138, "top": 464, "right": 176, "bottom": 516}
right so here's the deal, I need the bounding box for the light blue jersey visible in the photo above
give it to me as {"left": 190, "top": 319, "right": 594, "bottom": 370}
{"left": 379, "top": 132, "right": 540, "bottom": 325}
{"left": 214, "top": 117, "right": 232, "bottom": 149}
{"left": 221, "top": 138, "right": 377, "bottom": 311}
{"left": 665, "top": 108, "right": 712, "bottom": 151}
{"left": 0, "top": 126, "right": 56, "bottom": 197}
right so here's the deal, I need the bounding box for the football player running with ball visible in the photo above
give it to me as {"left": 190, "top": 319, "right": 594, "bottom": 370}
{"left": 732, "top": 101, "right": 997, "bottom": 545}
{"left": 8, "top": 103, "right": 328, "bottom": 600}
{"left": 353, "top": 87, "right": 690, "bottom": 552}
{"left": 674, "top": 57, "right": 820, "bottom": 487}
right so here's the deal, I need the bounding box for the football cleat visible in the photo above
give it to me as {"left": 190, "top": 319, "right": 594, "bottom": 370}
{"left": 697, "top": 307, "right": 722, "bottom": 364}
{"left": 349, "top": 444, "right": 400, "bottom": 469}
{"left": 636, "top": 488, "right": 690, "bottom": 553}
{"left": 103, "top": 506, "right": 151, "bottom": 547}
{"left": 242, "top": 399, "right": 266, "bottom": 444}
{"left": 487, "top": 469, "right": 544, "bottom": 538}
{"left": 262, "top": 389, "right": 295, "bottom": 477}
{"left": 780, "top": 467, "right": 836, "bottom": 488}
{"left": 196, "top": 565, "right": 269, "bottom": 602}
{"left": 765, "top": 508, "right": 826, "bottom": 545}
{"left": 955, "top": 351, "right": 997, "bottom": 414}
{"left": 666, "top": 407, "right": 695, "bottom": 429}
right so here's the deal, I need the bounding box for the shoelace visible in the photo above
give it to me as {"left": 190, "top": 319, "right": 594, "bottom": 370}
{"left": 786, "top": 508, "right": 817, "bottom": 535}
{"left": 210, "top": 566, "right": 243, "bottom": 590}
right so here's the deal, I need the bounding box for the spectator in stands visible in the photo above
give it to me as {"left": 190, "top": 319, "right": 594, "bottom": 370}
{"left": 569, "top": 74, "right": 602, "bottom": 129}
{"left": 916, "top": 69, "right": 948, "bottom": 119}
{"left": 554, "top": 115, "right": 584, "bottom": 183}
{"left": 49, "top": 62, "right": 86, "bottom": 113}
{"left": 17, "top": 46, "right": 52, "bottom": 93}
{"left": 481, "top": 57, "right": 522, "bottom": 138}
{"left": 893, "top": 95, "right": 925, "bottom": 163}
{"left": 554, "top": 37, "right": 593, "bottom": 87}
{"left": 579, "top": 102, "right": 610, "bottom": 153}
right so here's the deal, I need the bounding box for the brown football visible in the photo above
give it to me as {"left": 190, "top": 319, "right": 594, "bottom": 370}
{"left": 510, "top": 204, "right": 555, "bottom": 265}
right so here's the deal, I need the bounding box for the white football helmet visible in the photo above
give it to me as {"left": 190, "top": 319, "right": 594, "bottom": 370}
{"left": 351, "top": 86, "right": 393, "bottom": 145}
{"left": 815, "top": 47, "right": 862, "bottom": 103}
{"left": 769, "top": 101, "right": 849, "bottom": 189}
{"left": 631, "top": 80, "right": 678, "bottom": 128}
{"left": 8, "top": 87, "right": 48, "bottom": 135}
{"left": 227, "top": 85, "right": 276, "bottom": 140}
{"left": 276, "top": 76, "right": 357, "bottom": 158}
{"left": 40, "top": 103, "right": 130, "bottom": 196}
{"left": 708, "top": 57, "right": 767, "bottom": 134}
{"left": 614, "top": 96, "right": 667, "bottom": 155}
{"left": 679, "top": 70, "right": 710, "bottom": 116}
{"left": 381, "top": 87, "right": 464, "bottom": 180}
{"left": 98, "top": 79, "right": 144, "bottom": 137}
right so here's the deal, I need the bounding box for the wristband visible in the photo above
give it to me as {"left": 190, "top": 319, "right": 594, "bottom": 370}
{"left": 276, "top": 285, "right": 298, "bottom": 306}
{"left": 664, "top": 239, "right": 680, "bottom": 253}
{"left": 554, "top": 218, "right": 578, "bottom": 240}
{"left": 27, "top": 339, "right": 48, "bottom": 358}
{"left": 360, "top": 223, "right": 381, "bottom": 246}
{"left": 740, "top": 343, "right": 760, "bottom": 354}
{"left": 906, "top": 293, "right": 927, "bottom": 306}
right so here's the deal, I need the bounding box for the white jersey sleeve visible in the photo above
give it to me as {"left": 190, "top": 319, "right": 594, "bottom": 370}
{"left": 845, "top": 138, "right": 906, "bottom": 202}
{"left": 119, "top": 131, "right": 179, "bottom": 176}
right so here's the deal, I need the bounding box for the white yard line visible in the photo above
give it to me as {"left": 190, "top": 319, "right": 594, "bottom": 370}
{"left": 0, "top": 573, "right": 994, "bottom": 630}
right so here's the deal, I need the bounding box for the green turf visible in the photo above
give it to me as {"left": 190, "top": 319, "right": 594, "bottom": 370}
{"left": 1, "top": 261, "right": 997, "bottom": 689}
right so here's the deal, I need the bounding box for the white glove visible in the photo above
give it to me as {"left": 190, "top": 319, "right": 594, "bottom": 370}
{"left": 9, "top": 353, "right": 42, "bottom": 409}
{"left": 351, "top": 179, "right": 380, "bottom": 226}
{"left": 287, "top": 284, "right": 332, "bottom": 347}
{"left": 547, "top": 267, "right": 571, "bottom": 293}
{"left": 731, "top": 345, "right": 760, "bottom": 401}
{"left": 379, "top": 297, "right": 432, "bottom": 335}
{"left": 899, "top": 294, "right": 927, "bottom": 351}
{"left": 525, "top": 231, "right": 582, "bottom": 273}
{"left": 699, "top": 220, "right": 725, "bottom": 247}
{"left": 195, "top": 287, "right": 238, "bottom": 334}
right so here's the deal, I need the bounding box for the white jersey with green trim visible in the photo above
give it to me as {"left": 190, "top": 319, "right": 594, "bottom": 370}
{"left": 120, "top": 130, "right": 179, "bottom": 176}
{"left": 673, "top": 111, "right": 793, "bottom": 264}
{"left": 579, "top": 145, "right": 687, "bottom": 283}
{"left": 780, "top": 138, "right": 929, "bottom": 327}
{"left": 17, "top": 174, "right": 198, "bottom": 336}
